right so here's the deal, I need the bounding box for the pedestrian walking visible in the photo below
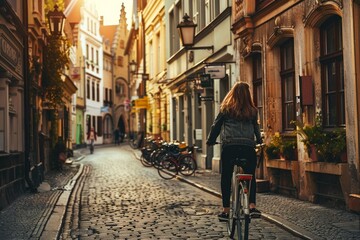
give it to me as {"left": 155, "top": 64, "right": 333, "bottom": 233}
{"left": 87, "top": 127, "right": 97, "bottom": 154}
{"left": 114, "top": 128, "right": 120, "bottom": 145}
{"left": 206, "top": 82, "right": 263, "bottom": 221}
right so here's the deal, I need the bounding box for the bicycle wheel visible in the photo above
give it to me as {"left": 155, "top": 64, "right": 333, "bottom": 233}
{"left": 140, "top": 152, "right": 152, "bottom": 167}
{"left": 154, "top": 151, "right": 170, "bottom": 169}
{"left": 178, "top": 155, "right": 197, "bottom": 176}
{"left": 239, "top": 188, "right": 250, "bottom": 240}
{"left": 227, "top": 174, "right": 238, "bottom": 238}
{"left": 157, "top": 158, "right": 178, "bottom": 180}
{"left": 129, "top": 139, "right": 138, "bottom": 149}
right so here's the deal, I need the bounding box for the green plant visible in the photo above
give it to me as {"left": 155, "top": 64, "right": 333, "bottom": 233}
{"left": 316, "top": 128, "right": 346, "bottom": 162}
{"left": 291, "top": 112, "right": 324, "bottom": 156}
{"left": 292, "top": 112, "right": 347, "bottom": 163}
{"left": 265, "top": 133, "right": 282, "bottom": 159}
{"left": 281, "top": 139, "right": 297, "bottom": 160}
{"left": 41, "top": 34, "right": 70, "bottom": 109}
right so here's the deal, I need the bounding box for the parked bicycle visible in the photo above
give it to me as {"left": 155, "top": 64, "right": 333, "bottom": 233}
{"left": 227, "top": 143, "right": 265, "bottom": 240}
{"left": 129, "top": 131, "right": 145, "bottom": 149}
{"left": 157, "top": 143, "right": 197, "bottom": 180}
{"left": 140, "top": 138, "right": 162, "bottom": 167}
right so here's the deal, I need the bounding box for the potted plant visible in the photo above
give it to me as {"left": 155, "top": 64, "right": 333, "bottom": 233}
{"left": 292, "top": 112, "right": 347, "bottom": 163}
{"left": 316, "top": 128, "right": 346, "bottom": 163}
{"left": 281, "top": 139, "right": 298, "bottom": 160}
{"left": 265, "top": 132, "right": 282, "bottom": 159}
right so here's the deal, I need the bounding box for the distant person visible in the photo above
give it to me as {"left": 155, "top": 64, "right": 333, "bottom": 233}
{"left": 87, "top": 127, "right": 97, "bottom": 154}
{"left": 206, "top": 82, "right": 263, "bottom": 221}
{"left": 114, "top": 128, "right": 120, "bottom": 145}
{"left": 119, "top": 130, "right": 125, "bottom": 143}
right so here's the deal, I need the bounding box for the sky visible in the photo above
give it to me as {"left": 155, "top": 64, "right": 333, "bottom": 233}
{"left": 95, "top": 0, "right": 133, "bottom": 27}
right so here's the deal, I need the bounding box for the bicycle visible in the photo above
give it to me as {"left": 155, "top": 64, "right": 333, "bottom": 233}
{"left": 227, "top": 143, "right": 265, "bottom": 240}
{"left": 129, "top": 131, "right": 144, "bottom": 149}
{"left": 157, "top": 144, "right": 197, "bottom": 180}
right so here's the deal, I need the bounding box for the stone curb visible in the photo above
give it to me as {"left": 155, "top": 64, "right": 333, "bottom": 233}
{"left": 40, "top": 164, "right": 84, "bottom": 239}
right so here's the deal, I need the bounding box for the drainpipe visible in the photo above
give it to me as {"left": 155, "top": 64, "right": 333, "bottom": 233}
{"left": 23, "top": 1, "right": 36, "bottom": 192}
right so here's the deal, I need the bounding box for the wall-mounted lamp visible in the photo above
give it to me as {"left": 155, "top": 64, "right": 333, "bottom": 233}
{"left": 47, "top": 5, "right": 65, "bottom": 36}
{"left": 129, "top": 60, "right": 137, "bottom": 74}
{"left": 177, "top": 14, "right": 214, "bottom": 51}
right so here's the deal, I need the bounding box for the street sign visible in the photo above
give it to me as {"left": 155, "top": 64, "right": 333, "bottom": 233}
{"left": 134, "top": 96, "right": 149, "bottom": 109}
{"left": 205, "top": 65, "right": 225, "bottom": 79}
{"left": 200, "top": 74, "right": 212, "bottom": 88}
{"left": 200, "top": 96, "right": 214, "bottom": 101}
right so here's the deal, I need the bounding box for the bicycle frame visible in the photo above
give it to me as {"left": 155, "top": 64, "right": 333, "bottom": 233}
{"left": 228, "top": 164, "right": 252, "bottom": 240}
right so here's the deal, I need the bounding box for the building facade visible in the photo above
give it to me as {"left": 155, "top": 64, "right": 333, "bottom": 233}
{"left": 165, "top": 0, "right": 235, "bottom": 172}
{"left": 143, "top": 0, "right": 169, "bottom": 141}
{"left": 111, "top": 4, "right": 130, "bottom": 141}
{"left": 0, "top": 0, "right": 28, "bottom": 209}
{"left": 231, "top": 0, "right": 360, "bottom": 210}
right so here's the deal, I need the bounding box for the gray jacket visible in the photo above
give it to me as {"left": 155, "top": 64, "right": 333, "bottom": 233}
{"left": 206, "top": 112, "right": 262, "bottom": 148}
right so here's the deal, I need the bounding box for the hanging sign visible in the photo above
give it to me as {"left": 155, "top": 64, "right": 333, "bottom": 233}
{"left": 205, "top": 65, "right": 225, "bottom": 79}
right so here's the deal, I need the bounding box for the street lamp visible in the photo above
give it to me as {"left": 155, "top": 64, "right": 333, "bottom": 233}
{"left": 47, "top": 5, "right": 65, "bottom": 36}
{"left": 177, "top": 14, "right": 213, "bottom": 51}
{"left": 129, "top": 60, "right": 137, "bottom": 74}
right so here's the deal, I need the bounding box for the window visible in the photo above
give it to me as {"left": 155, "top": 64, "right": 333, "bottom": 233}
{"left": 86, "top": 79, "right": 90, "bottom": 99}
{"left": 280, "top": 39, "right": 295, "bottom": 131}
{"left": 252, "top": 53, "right": 263, "bottom": 130}
{"left": 96, "top": 82, "right": 100, "bottom": 102}
{"left": 157, "top": 33, "right": 161, "bottom": 73}
{"left": 320, "top": 16, "right": 344, "bottom": 127}
{"left": 91, "top": 47, "right": 94, "bottom": 62}
{"left": 86, "top": 44, "right": 89, "bottom": 59}
{"left": 120, "top": 40, "right": 124, "bottom": 49}
{"left": 169, "top": 3, "right": 181, "bottom": 55}
{"left": 149, "top": 40, "right": 154, "bottom": 77}
{"left": 97, "top": 116, "right": 103, "bottom": 136}
{"left": 96, "top": 50, "right": 99, "bottom": 65}
{"left": 91, "top": 80, "right": 95, "bottom": 100}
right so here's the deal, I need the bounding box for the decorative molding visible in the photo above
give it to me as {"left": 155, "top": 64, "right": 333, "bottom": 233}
{"left": 267, "top": 19, "right": 294, "bottom": 49}
{"left": 303, "top": 0, "right": 343, "bottom": 27}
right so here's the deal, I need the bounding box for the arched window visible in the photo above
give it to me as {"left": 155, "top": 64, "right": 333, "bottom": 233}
{"left": 320, "top": 15, "right": 344, "bottom": 127}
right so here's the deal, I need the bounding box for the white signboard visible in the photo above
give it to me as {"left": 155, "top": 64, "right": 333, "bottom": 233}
{"left": 195, "top": 129, "right": 202, "bottom": 140}
{"left": 205, "top": 65, "right": 225, "bottom": 79}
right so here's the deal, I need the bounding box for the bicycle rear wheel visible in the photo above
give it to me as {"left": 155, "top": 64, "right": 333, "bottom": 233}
{"left": 228, "top": 174, "right": 239, "bottom": 238}
{"left": 157, "top": 159, "right": 178, "bottom": 180}
{"left": 239, "top": 189, "right": 250, "bottom": 240}
{"left": 178, "top": 155, "right": 197, "bottom": 176}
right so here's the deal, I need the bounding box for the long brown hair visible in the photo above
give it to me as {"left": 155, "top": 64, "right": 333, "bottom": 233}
{"left": 220, "top": 82, "right": 257, "bottom": 120}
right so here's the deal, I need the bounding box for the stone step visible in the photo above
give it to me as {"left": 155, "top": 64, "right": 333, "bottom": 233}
{"left": 349, "top": 194, "right": 360, "bottom": 213}
{"left": 256, "top": 179, "right": 270, "bottom": 193}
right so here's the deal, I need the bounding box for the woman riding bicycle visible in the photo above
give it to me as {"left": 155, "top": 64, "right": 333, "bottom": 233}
{"left": 206, "top": 82, "right": 263, "bottom": 221}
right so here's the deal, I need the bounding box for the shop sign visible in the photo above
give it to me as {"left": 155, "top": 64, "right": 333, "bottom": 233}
{"left": 205, "top": 65, "right": 225, "bottom": 79}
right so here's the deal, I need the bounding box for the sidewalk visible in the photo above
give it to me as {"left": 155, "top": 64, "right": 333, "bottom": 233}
{"left": 0, "top": 160, "right": 83, "bottom": 240}
{"left": 134, "top": 149, "right": 360, "bottom": 240}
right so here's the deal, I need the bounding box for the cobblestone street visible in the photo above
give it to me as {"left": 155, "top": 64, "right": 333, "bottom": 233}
{"left": 61, "top": 145, "right": 300, "bottom": 239}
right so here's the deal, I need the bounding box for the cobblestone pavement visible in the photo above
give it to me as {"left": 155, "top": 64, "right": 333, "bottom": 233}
{"left": 156, "top": 155, "right": 360, "bottom": 240}
{"left": 0, "top": 144, "right": 359, "bottom": 240}
{"left": 62, "top": 145, "right": 300, "bottom": 239}
{"left": 0, "top": 164, "right": 79, "bottom": 240}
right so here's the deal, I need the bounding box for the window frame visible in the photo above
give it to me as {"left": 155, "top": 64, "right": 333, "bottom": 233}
{"left": 252, "top": 53, "right": 264, "bottom": 130}
{"left": 280, "top": 39, "right": 296, "bottom": 131}
{"left": 320, "top": 15, "right": 345, "bottom": 127}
